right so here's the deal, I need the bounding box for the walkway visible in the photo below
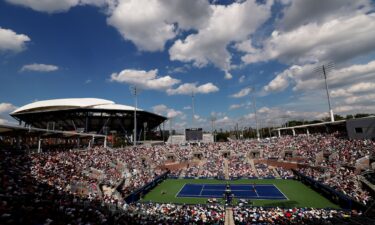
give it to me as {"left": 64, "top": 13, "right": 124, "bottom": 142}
{"left": 224, "top": 158, "right": 229, "bottom": 180}
{"left": 224, "top": 207, "right": 235, "bottom": 225}
{"left": 249, "top": 159, "right": 259, "bottom": 177}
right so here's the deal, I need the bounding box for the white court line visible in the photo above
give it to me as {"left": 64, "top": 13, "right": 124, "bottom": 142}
{"left": 253, "top": 184, "right": 259, "bottom": 197}
{"left": 201, "top": 188, "right": 227, "bottom": 191}
{"left": 272, "top": 184, "right": 289, "bottom": 200}
{"left": 175, "top": 183, "right": 187, "bottom": 198}
{"left": 199, "top": 184, "right": 205, "bottom": 196}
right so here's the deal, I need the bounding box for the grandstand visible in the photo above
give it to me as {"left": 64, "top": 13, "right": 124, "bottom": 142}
{"left": 3, "top": 130, "right": 375, "bottom": 224}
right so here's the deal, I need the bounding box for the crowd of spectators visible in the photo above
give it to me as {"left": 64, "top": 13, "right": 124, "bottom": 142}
{"left": 297, "top": 167, "right": 373, "bottom": 206}
{"left": 255, "top": 163, "right": 275, "bottom": 178}
{"left": 228, "top": 155, "right": 256, "bottom": 178}
{"left": 276, "top": 167, "right": 294, "bottom": 179}
{"left": 1, "top": 132, "right": 374, "bottom": 224}
{"left": 29, "top": 147, "right": 167, "bottom": 204}
{"left": 261, "top": 133, "right": 374, "bottom": 166}
{"left": 1, "top": 151, "right": 117, "bottom": 225}
{"left": 233, "top": 206, "right": 362, "bottom": 225}
{"left": 120, "top": 203, "right": 225, "bottom": 224}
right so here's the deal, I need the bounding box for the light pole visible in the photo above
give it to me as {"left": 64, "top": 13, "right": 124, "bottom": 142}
{"left": 314, "top": 63, "right": 335, "bottom": 122}
{"left": 130, "top": 86, "right": 139, "bottom": 146}
{"left": 191, "top": 91, "right": 195, "bottom": 128}
{"left": 210, "top": 115, "right": 216, "bottom": 142}
{"left": 143, "top": 122, "right": 147, "bottom": 142}
{"left": 250, "top": 87, "right": 260, "bottom": 140}
{"left": 169, "top": 117, "right": 173, "bottom": 144}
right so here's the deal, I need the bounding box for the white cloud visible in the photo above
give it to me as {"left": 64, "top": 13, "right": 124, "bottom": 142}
{"left": 243, "top": 13, "right": 375, "bottom": 65}
{"left": 6, "top": 0, "right": 212, "bottom": 52}
{"left": 230, "top": 87, "right": 252, "bottom": 98}
{"left": 110, "top": 68, "right": 219, "bottom": 95}
{"left": 166, "top": 65, "right": 189, "bottom": 74}
{"left": 0, "top": 27, "right": 30, "bottom": 53}
{"left": 6, "top": 0, "right": 80, "bottom": 13}
{"left": 169, "top": 0, "right": 273, "bottom": 77}
{"left": 152, "top": 104, "right": 183, "bottom": 118}
{"left": 243, "top": 106, "right": 324, "bottom": 124}
{"left": 216, "top": 116, "right": 233, "bottom": 125}
{"left": 229, "top": 104, "right": 244, "bottom": 110}
{"left": 334, "top": 104, "right": 375, "bottom": 114}
{"left": 263, "top": 73, "right": 289, "bottom": 93}
{"left": 344, "top": 93, "right": 375, "bottom": 105}
{"left": 293, "top": 60, "right": 375, "bottom": 92}
{"left": 278, "top": 0, "right": 372, "bottom": 31}
{"left": 263, "top": 59, "right": 375, "bottom": 95}
{"left": 194, "top": 114, "right": 206, "bottom": 123}
{"left": 224, "top": 71, "right": 233, "bottom": 80}
{"left": 183, "top": 106, "right": 192, "bottom": 110}
{"left": 107, "top": 0, "right": 175, "bottom": 52}
{"left": 331, "top": 82, "right": 375, "bottom": 98}
{"left": 262, "top": 64, "right": 314, "bottom": 93}
{"left": 20, "top": 63, "right": 59, "bottom": 72}
{"left": 265, "top": 60, "right": 375, "bottom": 116}
{"left": 107, "top": 0, "right": 211, "bottom": 51}
{"left": 5, "top": 0, "right": 114, "bottom": 13}
{"left": 0, "top": 103, "right": 17, "bottom": 114}
{"left": 238, "top": 75, "right": 245, "bottom": 83}
{"left": 166, "top": 82, "right": 219, "bottom": 95}
{"left": 110, "top": 69, "right": 180, "bottom": 91}
{"left": 0, "top": 103, "right": 18, "bottom": 125}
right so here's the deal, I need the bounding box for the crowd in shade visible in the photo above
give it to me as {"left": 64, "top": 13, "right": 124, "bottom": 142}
{"left": 297, "top": 166, "right": 373, "bottom": 206}
{"left": 1, "top": 152, "right": 116, "bottom": 225}
{"left": 1, "top": 133, "right": 374, "bottom": 224}
{"left": 233, "top": 206, "right": 362, "bottom": 225}
{"left": 120, "top": 203, "right": 225, "bottom": 224}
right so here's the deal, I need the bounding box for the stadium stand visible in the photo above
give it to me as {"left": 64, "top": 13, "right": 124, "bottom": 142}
{"left": 1, "top": 132, "right": 374, "bottom": 224}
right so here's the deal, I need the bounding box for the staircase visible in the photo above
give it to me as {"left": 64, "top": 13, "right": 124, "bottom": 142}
{"left": 179, "top": 168, "right": 186, "bottom": 178}
{"left": 249, "top": 159, "right": 259, "bottom": 177}
{"left": 224, "top": 158, "right": 230, "bottom": 180}
{"left": 225, "top": 207, "right": 235, "bottom": 225}
{"left": 272, "top": 167, "right": 281, "bottom": 178}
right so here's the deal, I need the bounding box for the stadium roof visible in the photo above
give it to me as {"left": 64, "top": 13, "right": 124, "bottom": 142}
{"left": 275, "top": 120, "right": 346, "bottom": 131}
{"left": 12, "top": 98, "right": 142, "bottom": 115}
{"left": 10, "top": 98, "right": 166, "bottom": 136}
{"left": 0, "top": 123, "right": 105, "bottom": 138}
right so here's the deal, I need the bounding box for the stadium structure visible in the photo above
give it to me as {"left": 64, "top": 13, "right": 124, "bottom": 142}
{"left": 10, "top": 98, "right": 167, "bottom": 138}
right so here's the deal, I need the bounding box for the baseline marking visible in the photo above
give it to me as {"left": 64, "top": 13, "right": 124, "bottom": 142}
{"left": 272, "top": 184, "right": 289, "bottom": 200}
{"left": 175, "top": 183, "right": 187, "bottom": 198}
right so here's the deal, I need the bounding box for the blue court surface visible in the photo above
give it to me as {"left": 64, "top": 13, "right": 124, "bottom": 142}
{"left": 177, "top": 184, "right": 287, "bottom": 200}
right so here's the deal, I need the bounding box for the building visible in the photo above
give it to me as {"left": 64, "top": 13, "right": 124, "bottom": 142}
{"left": 346, "top": 116, "right": 375, "bottom": 140}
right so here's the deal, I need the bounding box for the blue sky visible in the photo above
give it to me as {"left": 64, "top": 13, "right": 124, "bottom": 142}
{"left": 1, "top": 0, "right": 375, "bottom": 130}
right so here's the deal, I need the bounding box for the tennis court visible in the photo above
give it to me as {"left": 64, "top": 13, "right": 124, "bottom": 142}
{"left": 177, "top": 183, "right": 287, "bottom": 200}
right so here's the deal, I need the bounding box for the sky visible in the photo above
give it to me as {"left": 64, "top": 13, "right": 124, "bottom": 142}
{"left": 1, "top": 0, "right": 375, "bottom": 131}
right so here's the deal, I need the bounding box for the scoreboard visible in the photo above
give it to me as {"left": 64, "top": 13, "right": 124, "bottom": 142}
{"left": 185, "top": 128, "right": 203, "bottom": 141}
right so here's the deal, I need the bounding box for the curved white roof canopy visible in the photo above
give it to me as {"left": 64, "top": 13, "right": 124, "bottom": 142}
{"left": 11, "top": 98, "right": 143, "bottom": 114}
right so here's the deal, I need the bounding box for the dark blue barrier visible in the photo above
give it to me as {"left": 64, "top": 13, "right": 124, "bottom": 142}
{"left": 292, "top": 169, "right": 367, "bottom": 211}
{"left": 124, "top": 171, "right": 169, "bottom": 203}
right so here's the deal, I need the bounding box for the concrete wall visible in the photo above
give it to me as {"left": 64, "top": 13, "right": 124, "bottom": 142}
{"left": 346, "top": 117, "right": 375, "bottom": 140}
